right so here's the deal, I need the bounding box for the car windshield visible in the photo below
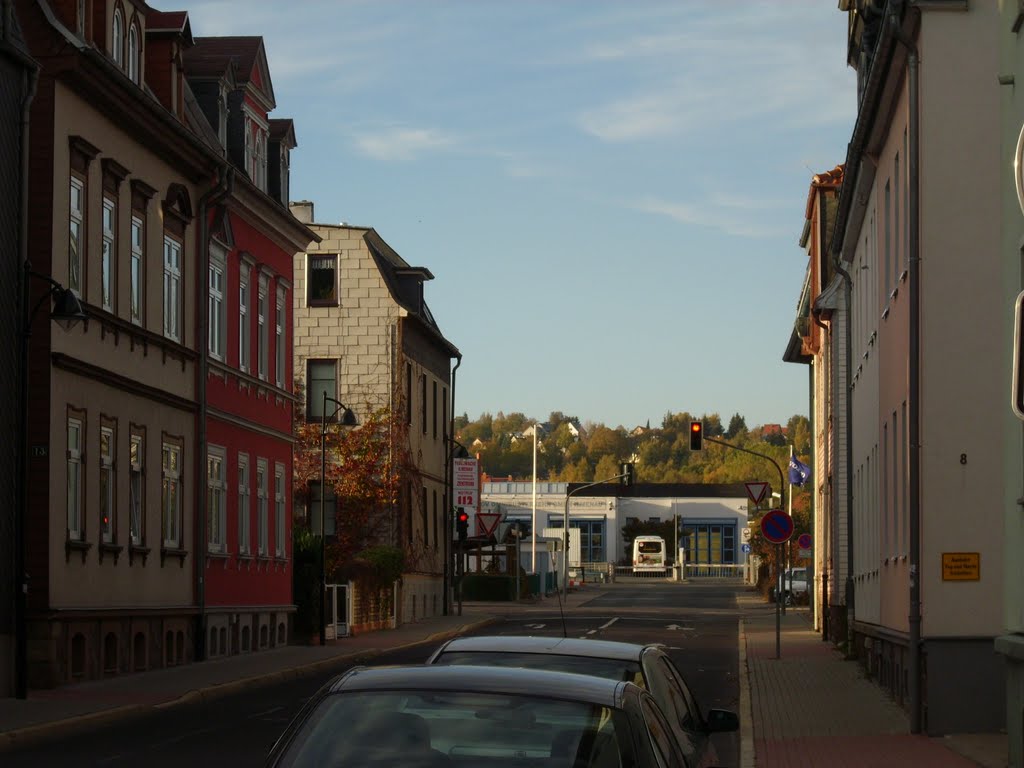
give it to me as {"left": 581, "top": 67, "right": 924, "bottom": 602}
{"left": 434, "top": 651, "right": 646, "bottom": 687}
{"left": 276, "top": 690, "right": 630, "bottom": 768}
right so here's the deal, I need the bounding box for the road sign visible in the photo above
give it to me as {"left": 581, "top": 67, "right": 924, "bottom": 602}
{"left": 741, "top": 543, "right": 752, "bottom": 554}
{"left": 797, "top": 533, "right": 812, "bottom": 550}
{"left": 745, "top": 482, "right": 770, "bottom": 506}
{"left": 454, "top": 458, "right": 479, "bottom": 509}
{"left": 741, "top": 527, "right": 752, "bottom": 542}
{"left": 760, "top": 509, "right": 794, "bottom": 544}
{"left": 476, "top": 512, "right": 502, "bottom": 537}
{"left": 798, "top": 548, "right": 812, "bottom": 559}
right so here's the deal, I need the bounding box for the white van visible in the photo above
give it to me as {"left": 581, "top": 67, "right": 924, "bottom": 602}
{"left": 632, "top": 536, "right": 666, "bottom": 575}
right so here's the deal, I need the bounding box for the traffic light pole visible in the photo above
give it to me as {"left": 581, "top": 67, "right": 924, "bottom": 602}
{"left": 703, "top": 436, "right": 788, "bottom": 659}
{"left": 563, "top": 467, "right": 632, "bottom": 600}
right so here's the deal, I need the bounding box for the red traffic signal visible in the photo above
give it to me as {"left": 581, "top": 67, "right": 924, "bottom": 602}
{"left": 456, "top": 508, "right": 469, "bottom": 541}
{"left": 689, "top": 421, "right": 703, "bottom": 451}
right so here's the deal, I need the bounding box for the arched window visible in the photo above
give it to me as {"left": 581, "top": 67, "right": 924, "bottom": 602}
{"left": 112, "top": 9, "right": 124, "bottom": 67}
{"left": 127, "top": 23, "right": 139, "bottom": 83}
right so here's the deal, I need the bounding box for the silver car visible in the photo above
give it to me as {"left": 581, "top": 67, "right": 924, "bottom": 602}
{"left": 265, "top": 664, "right": 690, "bottom": 767}
{"left": 427, "top": 635, "right": 738, "bottom": 768}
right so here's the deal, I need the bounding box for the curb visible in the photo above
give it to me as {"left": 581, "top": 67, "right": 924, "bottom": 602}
{"left": 738, "top": 617, "right": 756, "bottom": 768}
{"left": 0, "top": 616, "right": 497, "bottom": 754}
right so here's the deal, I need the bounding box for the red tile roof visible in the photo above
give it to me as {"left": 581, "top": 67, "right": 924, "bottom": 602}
{"left": 185, "top": 36, "right": 262, "bottom": 83}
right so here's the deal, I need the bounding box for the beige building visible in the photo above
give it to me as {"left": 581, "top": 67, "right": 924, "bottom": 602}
{"left": 822, "top": 0, "right": 1004, "bottom": 735}
{"left": 290, "top": 201, "right": 460, "bottom": 622}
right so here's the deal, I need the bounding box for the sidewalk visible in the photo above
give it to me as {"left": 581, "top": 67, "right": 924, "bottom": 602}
{"left": 0, "top": 587, "right": 593, "bottom": 752}
{"left": 737, "top": 593, "right": 1008, "bottom": 768}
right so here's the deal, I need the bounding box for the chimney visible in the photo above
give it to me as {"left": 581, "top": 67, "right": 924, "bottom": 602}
{"left": 290, "top": 200, "right": 314, "bottom": 223}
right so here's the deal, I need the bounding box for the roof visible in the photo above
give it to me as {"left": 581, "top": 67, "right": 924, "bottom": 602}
{"left": 185, "top": 36, "right": 276, "bottom": 109}
{"left": 269, "top": 118, "right": 296, "bottom": 147}
{"left": 567, "top": 482, "right": 749, "bottom": 499}
{"left": 432, "top": 635, "right": 655, "bottom": 664}
{"left": 329, "top": 664, "right": 626, "bottom": 708}
{"left": 146, "top": 11, "right": 193, "bottom": 45}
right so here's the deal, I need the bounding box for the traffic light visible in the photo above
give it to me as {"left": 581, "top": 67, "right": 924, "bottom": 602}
{"left": 620, "top": 462, "right": 634, "bottom": 487}
{"left": 456, "top": 508, "right": 469, "bottom": 543}
{"left": 689, "top": 421, "right": 703, "bottom": 451}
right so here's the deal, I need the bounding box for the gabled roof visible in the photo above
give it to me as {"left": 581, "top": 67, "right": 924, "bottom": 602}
{"left": 269, "top": 118, "right": 296, "bottom": 148}
{"left": 147, "top": 11, "right": 193, "bottom": 45}
{"left": 186, "top": 36, "right": 275, "bottom": 110}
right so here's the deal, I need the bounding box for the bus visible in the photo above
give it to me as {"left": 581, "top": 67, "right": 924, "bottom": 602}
{"left": 632, "top": 536, "right": 666, "bottom": 575}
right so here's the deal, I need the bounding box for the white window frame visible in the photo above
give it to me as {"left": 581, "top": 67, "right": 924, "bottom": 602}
{"left": 209, "top": 245, "right": 226, "bottom": 361}
{"left": 239, "top": 264, "right": 251, "bottom": 372}
{"left": 76, "top": 0, "right": 85, "bottom": 35}
{"left": 257, "top": 275, "right": 268, "bottom": 381}
{"left": 255, "top": 132, "right": 266, "bottom": 191}
{"left": 256, "top": 459, "right": 268, "bottom": 556}
{"left": 69, "top": 176, "right": 84, "bottom": 295}
{"left": 275, "top": 287, "right": 285, "bottom": 387}
{"left": 102, "top": 196, "right": 115, "bottom": 311}
{"left": 274, "top": 463, "right": 285, "bottom": 558}
{"left": 238, "top": 453, "right": 251, "bottom": 555}
{"left": 100, "top": 425, "right": 115, "bottom": 544}
{"left": 112, "top": 8, "right": 123, "bottom": 68}
{"left": 207, "top": 447, "right": 226, "bottom": 553}
{"left": 162, "top": 442, "right": 182, "bottom": 548}
{"left": 245, "top": 117, "right": 255, "bottom": 179}
{"left": 127, "top": 23, "right": 139, "bottom": 83}
{"left": 130, "top": 214, "right": 144, "bottom": 325}
{"left": 67, "top": 418, "right": 83, "bottom": 540}
{"left": 163, "top": 235, "right": 182, "bottom": 342}
{"left": 129, "top": 432, "right": 144, "bottom": 546}
{"left": 218, "top": 86, "right": 228, "bottom": 148}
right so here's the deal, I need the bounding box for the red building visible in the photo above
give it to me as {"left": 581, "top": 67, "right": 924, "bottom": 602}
{"left": 183, "top": 37, "right": 315, "bottom": 657}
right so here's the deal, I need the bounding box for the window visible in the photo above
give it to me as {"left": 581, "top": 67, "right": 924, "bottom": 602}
{"left": 245, "top": 118, "right": 255, "bottom": 179}
{"left": 69, "top": 177, "right": 84, "bottom": 295}
{"left": 255, "top": 133, "right": 266, "bottom": 191}
{"left": 405, "top": 363, "right": 412, "bottom": 425}
{"left": 432, "top": 381, "right": 438, "bottom": 439}
{"left": 309, "top": 481, "right": 336, "bottom": 537}
{"left": 127, "top": 23, "right": 139, "bottom": 83}
{"left": 307, "top": 255, "right": 337, "bottom": 306}
{"left": 209, "top": 245, "right": 226, "bottom": 360}
{"left": 422, "top": 487, "right": 428, "bottom": 545}
{"left": 112, "top": 9, "right": 123, "bottom": 67}
{"left": 421, "top": 374, "right": 427, "bottom": 435}
{"left": 162, "top": 441, "right": 182, "bottom": 548}
{"left": 275, "top": 464, "right": 286, "bottom": 557}
{"left": 442, "top": 386, "right": 448, "bottom": 442}
{"left": 129, "top": 431, "right": 144, "bottom": 546}
{"left": 102, "top": 197, "right": 115, "bottom": 311}
{"left": 207, "top": 448, "right": 226, "bottom": 553}
{"left": 218, "top": 86, "right": 228, "bottom": 148}
{"left": 307, "top": 360, "right": 337, "bottom": 420}
{"left": 77, "top": 0, "right": 85, "bottom": 35}
{"left": 883, "top": 179, "right": 891, "bottom": 301}
{"left": 275, "top": 287, "right": 285, "bottom": 387}
{"left": 100, "top": 424, "right": 115, "bottom": 543}
{"left": 257, "top": 275, "right": 268, "bottom": 380}
{"left": 163, "top": 235, "right": 182, "bottom": 341}
{"left": 432, "top": 490, "right": 438, "bottom": 550}
{"left": 238, "top": 454, "right": 251, "bottom": 555}
{"left": 239, "top": 264, "right": 250, "bottom": 372}
{"left": 130, "top": 215, "right": 144, "bottom": 324}
{"left": 279, "top": 146, "right": 290, "bottom": 204}
{"left": 67, "top": 417, "right": 84, "bottom": 540}
{"left": 256, "top": 460, "right": 268, "bottom": 555}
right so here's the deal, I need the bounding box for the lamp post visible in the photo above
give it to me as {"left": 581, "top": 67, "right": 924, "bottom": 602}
{"left": 319, "top": 391, "right": 356, "bottom": 647}
{"left": 16, "top": 267, "right": 87, "bottom": 698}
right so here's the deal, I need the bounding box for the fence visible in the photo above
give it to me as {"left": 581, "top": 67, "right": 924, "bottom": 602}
{"left": 683, "top": 563, "right": 746, "bottom": 579}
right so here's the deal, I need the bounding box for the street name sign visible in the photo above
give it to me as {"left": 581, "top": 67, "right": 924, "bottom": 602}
{"left": 760, "top": 509, "right": 794, "bottom": 544}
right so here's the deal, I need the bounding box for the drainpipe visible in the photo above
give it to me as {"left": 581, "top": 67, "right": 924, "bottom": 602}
{"left": 833, "top": 257, "right": 855, "bottom": 657}
{"left": 891, "top": 13, "right": 922, "bottom": 735}
{"left": 194, "top": 163, "right": 232, "bottom": 663}
{"left": 444, "top": 354, "right": 462, "bottom": 615}
{"left": 11, "top": 0, "right": 39, "bottom": 698}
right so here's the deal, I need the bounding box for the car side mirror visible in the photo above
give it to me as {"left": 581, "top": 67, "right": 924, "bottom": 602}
{"left": 705, "top": 708, "right": 739, "bottom": 733}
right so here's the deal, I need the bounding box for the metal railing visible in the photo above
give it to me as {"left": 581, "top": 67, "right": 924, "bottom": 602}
{"left": 683, "top": 563, "right": 746, "bottom": 579}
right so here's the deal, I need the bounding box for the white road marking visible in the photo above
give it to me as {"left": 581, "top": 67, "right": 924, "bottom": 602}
{"left": 599, "top": 617, "right": 619, "bottom": 629}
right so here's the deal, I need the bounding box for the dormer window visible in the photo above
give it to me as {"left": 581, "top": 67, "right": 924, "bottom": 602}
{"left": 255, "top": 133, "right": 265, "bottom": 191}
{"left": 112, "top": 9, "right": 124, "bottom": 67}
{"left": 245, "top": 118, "right": 255, "bottom": 179}
{"left": 77, "top": 0, "right": 86, "bottom": 36}
{"left": 217, "top": 86, "right": 228, "bottom": 148}
{"left": 279, "top": 147, "right": 289, "bottom": 204}
{"left": 127, "top": 23, "right": 140, "bottom": 83}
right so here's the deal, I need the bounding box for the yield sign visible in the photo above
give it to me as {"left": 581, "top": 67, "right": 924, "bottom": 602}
{"left": 476, "top": 512, "right": 502, "bottom": 537}
{"left": 745, "top": 482, "right": 770, "bottom": 506}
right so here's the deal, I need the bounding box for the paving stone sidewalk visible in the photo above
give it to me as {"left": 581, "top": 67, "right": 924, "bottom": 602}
{"left": 738, "top": 595, "right": 1007, "bottom": 768}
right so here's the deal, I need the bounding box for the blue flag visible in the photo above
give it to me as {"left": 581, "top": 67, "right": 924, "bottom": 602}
{"left": 788, "top": 456, "right": 812, "bottom": 487}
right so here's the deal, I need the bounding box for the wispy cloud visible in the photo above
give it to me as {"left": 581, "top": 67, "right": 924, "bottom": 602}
{"left": 633, "top": 196, "right": 788, "bottom": 239}
{"left": 352, "top": 127, "right": 459, "bottom": 161}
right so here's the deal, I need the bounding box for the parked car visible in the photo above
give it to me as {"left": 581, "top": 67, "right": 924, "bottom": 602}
{"left": 426, "top": 635, "right": 738, "bottom": 768}
{"left": 265, "top": 664, "right": 694, "bottom": 767}
{"left": 769, "top": 567, "right": 809, "bottom": 605}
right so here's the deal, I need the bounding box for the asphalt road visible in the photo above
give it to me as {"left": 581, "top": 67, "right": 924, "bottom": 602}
{"left": 4, "top": 582, "right": 741, "bottom": 767}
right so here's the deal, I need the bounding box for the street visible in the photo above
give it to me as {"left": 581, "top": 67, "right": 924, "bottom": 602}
{"left": 2, "top": 582, "right": 741, "bottom": 767}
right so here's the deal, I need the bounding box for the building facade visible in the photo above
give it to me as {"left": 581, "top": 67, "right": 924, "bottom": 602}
{"left": 289, "top": 201, "right": 459, "bottom": 625}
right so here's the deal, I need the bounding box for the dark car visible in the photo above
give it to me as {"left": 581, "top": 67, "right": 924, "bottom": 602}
{"left": 426, "top": 635, "right": 738, "bottom": 768}
{"left": 265, "top": 664, "right": 691, "bottom": 768}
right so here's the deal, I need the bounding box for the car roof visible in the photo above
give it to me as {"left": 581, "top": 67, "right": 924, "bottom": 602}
{"left": 329, "top": 664, "right": 628, "bottom": 708}
{"left": 434, "top": 634, "right": 661, "bottom": 662}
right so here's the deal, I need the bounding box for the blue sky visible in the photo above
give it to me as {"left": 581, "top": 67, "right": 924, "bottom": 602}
{"left": 185, "top": 1, "right": 856, "bottom": 430}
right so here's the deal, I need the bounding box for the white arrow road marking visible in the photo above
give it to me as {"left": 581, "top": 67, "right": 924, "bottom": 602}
{"left": 666, "top": 624, "right": 696, "bottom": 631}
{"left": 524, "top": 623, "right": 546, "bottom": 629}
{"left": 599, "top": 617, "right": 619, "bottom": 629}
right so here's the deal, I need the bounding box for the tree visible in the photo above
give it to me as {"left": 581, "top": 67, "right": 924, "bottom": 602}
{"left": 725, "top": 413, "right": 747, "bottom": 439}
{"left": 587, "top": 425, "right": 627, "bottom": 462}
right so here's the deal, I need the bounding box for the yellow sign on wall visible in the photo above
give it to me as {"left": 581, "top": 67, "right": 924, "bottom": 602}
{"left": 942, "top": 552, "right": 980, "bottom": 581}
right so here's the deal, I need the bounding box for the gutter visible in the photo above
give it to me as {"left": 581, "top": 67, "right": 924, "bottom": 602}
{"left": 194, "top": 164, "right": 233, "bottom": 663}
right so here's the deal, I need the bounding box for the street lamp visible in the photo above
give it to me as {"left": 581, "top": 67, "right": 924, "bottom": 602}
{"left": 16, "top": 268, "right": 87, "bottom": 698}
{"left": 319, "top": 391, "right": 356, "bottom": 647}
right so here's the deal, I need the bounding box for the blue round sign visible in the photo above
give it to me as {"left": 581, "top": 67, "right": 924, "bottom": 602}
{"left": 741, "top": 543, "right": 752, "bottom": 554}
{"left": 760, "top": 509, "right": 794, "bottom": 544}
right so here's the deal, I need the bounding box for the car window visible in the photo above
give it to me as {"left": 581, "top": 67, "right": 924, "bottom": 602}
{"left": 640, "top": 695, "right": 687, "bottom": 768}
{"left": 660, "top": 657, "right": 703, "bottom": 729}
{"left": 435, "top": 650, "right": 645, "bottom": 686}
{"left": 276, "top": 690, "right": 631, "bottom": 768}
